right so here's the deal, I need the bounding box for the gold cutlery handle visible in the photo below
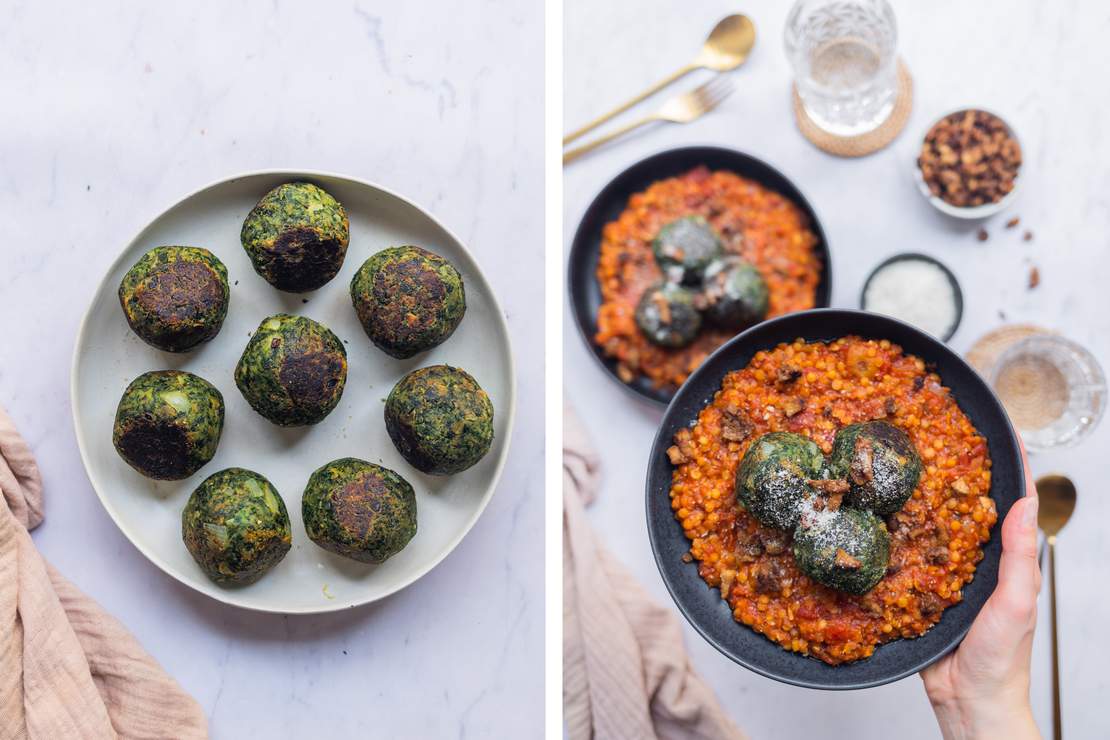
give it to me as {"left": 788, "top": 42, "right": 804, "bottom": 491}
{"left": 563, "top": 114, "right": 658, "bottom": 164}
{"left": 562, "top": 63, "right": 696, "bottom": 145}
{"left": 1048, "top": 537, "right": 1061, "bottom": 740}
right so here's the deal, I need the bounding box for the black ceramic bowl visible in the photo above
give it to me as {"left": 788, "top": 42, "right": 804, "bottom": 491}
{"left": 860, "top": 252, "right": 964, "bottom": 342}
{"left": 568, "top": 146, "right": 832, "bottom": 405}
{"left": 646, "top": 309, "right": 1024, "bottom": 690}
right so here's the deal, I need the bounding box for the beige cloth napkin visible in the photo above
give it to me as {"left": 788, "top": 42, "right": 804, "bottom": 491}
{"left": 563, "top": 403, "right": 746, "bottom": 740}
{"left": 0, "top": 404, "right": 207, "bottom": 740}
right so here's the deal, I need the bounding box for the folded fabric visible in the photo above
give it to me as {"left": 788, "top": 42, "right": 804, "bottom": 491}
{"left": 0, "top": 404, "right": 207, "bottom": 740}
{"left": 563, "top": 402, "right": 745, "bottom": 740}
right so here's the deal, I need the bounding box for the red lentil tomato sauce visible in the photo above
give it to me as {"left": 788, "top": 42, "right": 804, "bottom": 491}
{"left": 595, "top": 166, "right": 822, "bottom": 389}
{"left": 666, "top": 336, "right": 997, "bottom": 665}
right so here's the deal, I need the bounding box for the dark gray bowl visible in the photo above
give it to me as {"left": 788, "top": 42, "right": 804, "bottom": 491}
{"left": 568, "top": 146, "right": 831, "bottom": 405}
{"left": 645, "top": 309, "right": 1024, "bottom": 690}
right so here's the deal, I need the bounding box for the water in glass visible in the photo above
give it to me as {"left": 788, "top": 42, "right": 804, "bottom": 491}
{"left": 785, "top": 0, "right": 898, "bottom": 137}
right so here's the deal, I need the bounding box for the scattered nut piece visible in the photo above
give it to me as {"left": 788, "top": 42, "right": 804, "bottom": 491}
{"left": 1023, "top": 230, "right": 1034, "bottom": 242}
{"left": 1028, "top": 266, "right": 1040, "bottom": 289}
{"left": 976, "top": 228, "right": 989, "bottom": 242}
{"left": 1005, "top": 217, "right": 1020, "bottom": 229}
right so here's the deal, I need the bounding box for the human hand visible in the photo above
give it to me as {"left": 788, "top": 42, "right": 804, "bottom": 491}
{"left": 920, "top": 445, "right": 1042, "bottom": 740}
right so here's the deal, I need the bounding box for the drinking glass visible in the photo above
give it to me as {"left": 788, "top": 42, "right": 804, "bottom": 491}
{"left": 989, "top": 334, "right": 1106, "bottom": 452}
{"left": 784, "top": 0, "right": 898, "bottom": 137}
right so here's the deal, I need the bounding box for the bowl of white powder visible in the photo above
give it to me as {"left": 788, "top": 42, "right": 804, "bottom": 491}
{"left": 860, "top": 253, "right": 962, "bottom": 341}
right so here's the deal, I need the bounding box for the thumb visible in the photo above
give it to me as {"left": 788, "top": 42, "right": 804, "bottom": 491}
{"left": 991, "top": 495, "right": 1041, "bottom": 624}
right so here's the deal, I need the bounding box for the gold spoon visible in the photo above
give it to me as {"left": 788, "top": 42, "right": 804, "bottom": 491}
{"left": 562, "top": 14, "right": 756, "bottom": 145}
{"left": 1036, "top": 474, "right": 1077, "bottom": 740}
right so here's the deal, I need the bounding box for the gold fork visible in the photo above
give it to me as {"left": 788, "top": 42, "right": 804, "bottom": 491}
{"left": 562, "top": 77, "right": 734, "bottom": 165}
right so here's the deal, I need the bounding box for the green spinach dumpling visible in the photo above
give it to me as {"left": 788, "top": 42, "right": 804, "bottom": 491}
{"left": 635, "top": 282, "right": 702, "bottom": 348}
{"left": 234, "top": 314, "right": 347, "bottom": 427}
{"left": 240, "top": 182, "right": 349, "bottom": 292}
{"left": 651, "top": 216, "right": 722, "bottom": 284}
{"left": 302, "top": 458, "right": 417, "bottom": 564}
{"left": 350, "top": 246, "right": 466, "bottom": 359}
{"left": 700, "top": 256, "right": 768, "bottom": 331}
{"left": 828, "top": 420, "right": 922, "bottom": 515}
{"left": 182, "top": 468, "right": 292, "bottom": 586}
{"left": 118, "top": 246, "right": 230, "bottom": 352}
{"left": 384, "top": 365, "right": 494, "bottom": 476}
{"left": 112, "top": 370, "right": 224, "bottom": 480}
{"left": 793, "top": 507, "right": 890, "bottom": 595}
{"left": 735, "top": 432, "right": 824, "bottom": 530}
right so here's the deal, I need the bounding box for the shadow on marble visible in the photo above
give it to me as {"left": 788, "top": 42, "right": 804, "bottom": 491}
{"left": 164, "top": 574, "right": 393, "bottom": 642}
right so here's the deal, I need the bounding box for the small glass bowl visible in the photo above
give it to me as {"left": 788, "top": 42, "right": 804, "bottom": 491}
{"left": 988, "top": 334, "right": 1106, "bottom": 452}
{"left": 911, "top": 107, "right": 1022, "bottom": 220}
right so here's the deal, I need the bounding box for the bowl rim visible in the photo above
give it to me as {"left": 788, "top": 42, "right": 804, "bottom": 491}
{"left": 69, "top": 168, "right": 518, "bottom": 614}
{"left": 645, "top": 308, "right": 1023, "bottom": 689}
{"left": 567, "top": 144, "right": 832, "bottom": 406}
{"left": 859, "top": 251, "right": 964, "bottom": 342}
{"left": 911, "top": 106, "right": 1022, "bottom": 220}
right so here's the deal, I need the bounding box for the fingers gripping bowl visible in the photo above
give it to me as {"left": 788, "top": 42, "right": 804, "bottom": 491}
{"left": 646, "top": 310, "right": 1023, "bottom": 689}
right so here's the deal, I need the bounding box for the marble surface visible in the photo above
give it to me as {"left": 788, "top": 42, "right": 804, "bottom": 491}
{"left": 0, "top": 1, "right": 542, "bottom": 737}
{"left": 565, "top": 1, "right": 1109, "bottom": 737}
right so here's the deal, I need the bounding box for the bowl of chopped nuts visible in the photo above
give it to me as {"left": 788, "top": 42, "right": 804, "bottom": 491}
{"left": 913, "top": 108, "right": 1023, "bottom": 219}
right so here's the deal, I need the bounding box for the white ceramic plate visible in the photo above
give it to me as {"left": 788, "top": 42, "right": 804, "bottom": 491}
{"left": 71, "top": 170, "right": 515, "bottom": 614}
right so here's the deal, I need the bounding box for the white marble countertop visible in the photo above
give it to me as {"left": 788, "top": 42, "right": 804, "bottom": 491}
{"left": 565, "top": 1, "right": 1109, "bottom": 737}
{"left": 0, "top": 1, "right": 542, "bottom": 737}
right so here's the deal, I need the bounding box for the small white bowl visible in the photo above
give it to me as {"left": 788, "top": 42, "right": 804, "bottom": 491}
{"left": 911, "top": 107, "right": 1022, "bottom": 220}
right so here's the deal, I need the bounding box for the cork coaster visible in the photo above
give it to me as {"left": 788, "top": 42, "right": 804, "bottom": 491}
{"left": 792, "top": 58, "right": 913, "bottom": 158}
{"left": 965, "top": 324, "right": 1051, "bottom": 377}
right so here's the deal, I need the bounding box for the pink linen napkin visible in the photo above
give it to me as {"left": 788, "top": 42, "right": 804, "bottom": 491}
{"left": 563, "top": 402, "right": 746, "bottom": 740}
{"left": 0, "top": 404, "right": 207, "bottom": 739}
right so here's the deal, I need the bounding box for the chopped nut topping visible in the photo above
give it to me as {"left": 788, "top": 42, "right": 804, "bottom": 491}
{"left": 781, "top": 396, "right": 806, "bottom": 417}
{"left": 849, "top": 436, "right": 875, "bottom": 485}
{"left": 720, "top": 404, "right": 754, "bottom": 442}
{"left": 776, "top": 364, "right": 803, "bottom": 385}
{"left": 950, "top": 478, "right": 970, "bottom": 495}
{"left": 835, "top": 548, "right": 862, "bottom": 570}
{"left": 758, "top": 529, "right": 789, "bottom": 556}
{"left": 652, "top": 291, "right": 672, "bottom": 324}
{"left": 808, "top": 478, "right": 850, "bottom": 495}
